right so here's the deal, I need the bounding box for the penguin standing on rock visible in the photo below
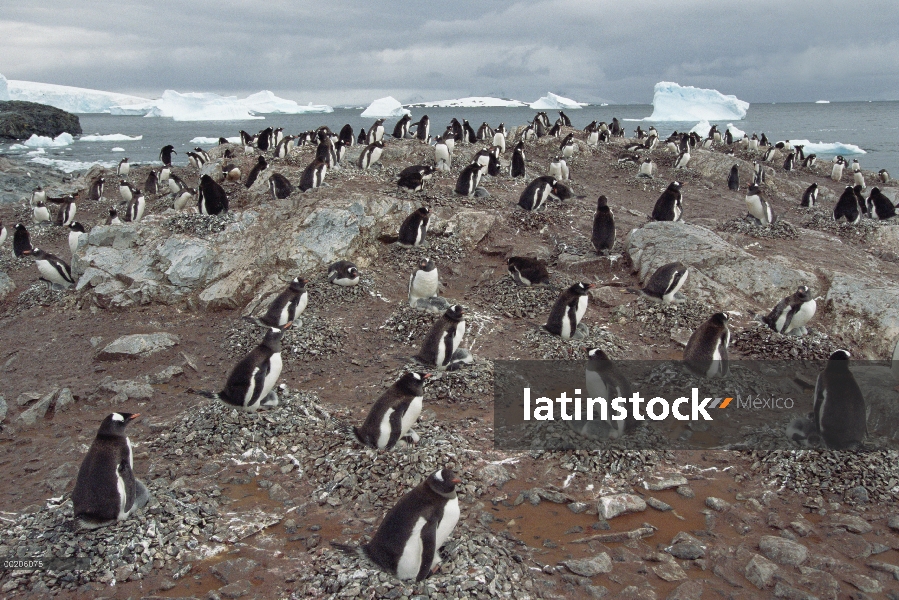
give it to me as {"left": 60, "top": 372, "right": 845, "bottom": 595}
{"left": 119, "top": 180, "right": 136, "bottom": 204}
{"left": 454, "top": 163, "right": 482, "bottom": 196}
{"left": 50, "top": 196, "right": 77, "bottom": 227}
{"left": 144, "top": 170, "right": 158, "bottom": 195}
{"left": 507, "top": 256, "right": 551, "bottom": 287}
{"left": 831, "top": 156, "right": 845, "bottom": 181}
{"left": 651, "top": 182, "right": 683, "bottom": 222}
{"left": 398, "top": 165, "right": 435, "bottom": 191}
{"left": 544, "top": 282, "right": 593, "bottom": 340}
{"left": 413, "top": 115, "right": 430, "bottom": 142}
{"left": 167, "top": 174, "right": 185, "bottom": 195}
{"left": 68, "top": 222, "right": 86, "bottom": 255}
{"left": 398, "top": 207, "right": 430, "bottom": 247}
{"left": 854, "top": 169, "right": 866, "bottom": 191}
{"left": 408, "top": 258, "right": 449, "bottom": 312}
{"left": 867, "top": 187, "right": 897, "bottom": 220}
{"left": 331, "top": 468, "right": 461, "bottom": 581}
{"left": 198, "top": 175, "right": 229, "bottom": 215}
{"left": 357, "top": 141, "right": 385, "bottom": 170}
{"left": 222, "top": 164, "right": 242, "bottom": 182}
{"left": 117, "top": 158, "right": 130, "bottom": 177}
{"left": 13, "top": 223, "right": 32, "bottom": 257}
{"left": 878, "top": 169, "right": 890, "bottom": 183}
{"left": 31, "top": 186, "right": 47, "bottom": 206}
{"left": 349, "top": 372, "right": 429, "bottom": 450}
{"left": 244, "top": 277, "right": 307, "bottom": 329}
{"left": 591, "top": 195, "right": 615, "bottom": 254}
{"left": 393, "top": 115, "right": 412, "bottom": 139}
{"left": 299, "top": 160, "right": 328, "bottom": 192}
{"left": 89, "top": 176, "right": 105, "bottom": 200}
{"left": 548, "top": 157, "right": 569, "bottom": 181}
{"left": 434, "top": 136, "right": 451, "bottom": 172}
{"left": 569, "top": 348, "right": 635, "bottom": 441}
{"left": 268, "top": 173, "right": 294, "bottom": 200}
{"left": 745, "top": 184, "right": 777, "bottom": 225}
{"left": 71, "top": 413, "right": 150, "bottom": 530}
{"left": 853, "top": 184, "right": 868, "bottom": 216}
{"left": 813, "top": 350, "right": 867, "bottom": 449}
{"left": 30, "top": 248, "right": 75, "bottom": 289}
{"left": 124, "top": 190, "right": 146, "bottom": 223}
{"left": 32, "top": 201, "right": 51, "bottom": 224}
{"left": 800, "top": 183, "right": 818, "bottom": 207}
{"left": 415, "top": 305, "right": 472, "bottom": 370}
{"left": 159, "top": 145, "right": 176, "bottom": 166}
{"left": 833, "top": 186, "right": 861, "bottom": 223}
{"left": 762, "top": 285, "right": 816, "bottom": 335}
{"left": 246, "top": 156, "right": 268, "bottom": 188}
{"left": 727, "top": 165, "right": 739, "bottom": 191}
{"left": 106, "top": 208, "right": 122, "bottom": 225}
{"left": 328, "top": 260, "right": 360, "bottom": 286}
{"left": 638, "top": 158, "right": 655, "bottom": 178}
{"left": 339, "top": 124, "right": 354, "bottom": 147}
{"left": 683, "top": 312, "right": 730, "bottom": 378}
{"left": 638, "top": 262, "right": 688, "bottom": 304}
{"left": 510, "top": 142, "right": 526, "bottom": 178}
{"left": 783, "top": 152, "right": 795, "bottom": 172}
{"left": 173, "top": 188, "right": 196, "bottom": 211}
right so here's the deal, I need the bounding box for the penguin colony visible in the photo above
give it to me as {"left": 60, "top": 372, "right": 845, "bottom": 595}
{"left": 1, "top": 108, "right": 893, "bottom": 585}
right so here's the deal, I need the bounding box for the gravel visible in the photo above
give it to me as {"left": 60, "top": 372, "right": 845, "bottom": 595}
{"left": 163, "top": 212, "right": 236, "bottom": 236}
{"left": 223, "top": 314, "right": 346, "bottom": 361}
{"left": 720, "top": 217, "right": 800, "bottom": 240}
{"left": 733, "top": 322, "right": 840, "bottom": 360}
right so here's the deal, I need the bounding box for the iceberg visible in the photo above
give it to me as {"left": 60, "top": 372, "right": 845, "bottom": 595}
{"left": 409, "top": 96, "right": 527, "bottom": 108}
{"left": 726, "top": 123, "right": 746, "bottom": 140}
{"left": 6, "top": 79, "right": 148, "bottom": 113}
{"left": 647, "top": 82, "right": 749, "bottom": 121}
{"left": 815, "top": 100, "right": 830, "bottom": 104}
{"left": 689, "top": 120, "right": 712, "bottom": 137}
{"left": 782, "top": 139, "right": 865, "bottom": 156}
{"left": 22, "top": 132, "right": 74, "bottom": 148}
{"left": 529, "top": 92, "right": 587, "bottom": 110}
{"left": 78, "top": 133, "right": 143, "bottom": 142}
{"left": 111, "top": 147, "right": 125, "bottom": 152}
{"left": 238, "top": 91, "right": 332, "bottom": 114}
{"left": 29, "top": 157, "right": 117, "bottom": 173}
{"left": 190, "top": 136, "right": 241, "bottom": 144}
{"left": 361, "top": 96, "right": 411, "bottom": 118}
{"left": 0, "top": 73, "right": 9, "bottom": 101}
{"left": 114, "top": 90, "right": 264, "bottom": 121}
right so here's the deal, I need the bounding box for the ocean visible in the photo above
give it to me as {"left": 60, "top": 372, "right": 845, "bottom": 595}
{"left": 3, "top": 101, "right": 897, "bottom": 176}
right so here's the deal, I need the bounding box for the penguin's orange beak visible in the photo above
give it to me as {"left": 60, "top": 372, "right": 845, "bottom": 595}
{"left": 423, "top": 373, "right": 432, "bottom": 379}
{"left": 129, "top": 413, "right": 140, "bottom": 420}
{"left": 283, "top": 322, "right": 293, "bottom": 330}
{"left": 451, "top": 477, "right": 462, "bottom": 484}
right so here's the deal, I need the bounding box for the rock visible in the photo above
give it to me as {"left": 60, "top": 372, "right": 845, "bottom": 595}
{"left": 0, "top": 396, "right": 6, "bottom": 423}
{"left": 773, "top": 582, "right": 818, "bottom": 600}
{"left": 568, "top": 502, "right": 589, "bottom": 514}
{"left": 841, "top": 572, "right": 882, "bottom": 594}
{"left": 15, "top": 389, "right": 55, "bottom": 426}
{"left": 829, "top": 513, "right": 873, "bottom": 534}
{"left": 99, "top": 378, "right": 154, "bottom": 400}
{"left": 54, "top": 388, "right": 74, "bottom": 412}
{"left": 789, "top": 519, "right": 814, "bottom": 537}
{"left": 666, "top": 533, "right": 706, "bottom": 561}
{"left": 442, "top": 210, "right": 498, "bottom": 245}
{"left": 797, "top": 566, "right": 840, "bottom": 600}
{"left": 665, "top": 580, "right": 703, "bottom": 600}
{"left": 642, "top": 474, "right": 688, "bottom": 491}
{"left": 597, "top": 493, "right": 647, "bottom": 519}
{"left": 560, "top": 553, "right": 612, "bottom": 577}
{"left": 828, "top": 530, "right": 872, "bottom": 559}
{"left": 759, "top": 535, "right": 808, "bottom": 566}
{"left": 745, "top": 553, "right": 779, "bottom": 589}
{"left": 218, "top": 580, "right": 253, "bottom": 599}
{"left": 652, "top": 560, "right": 687, "bottom": 582}
{"left": 146, "top": 366, "right": 184, "bottom": 385}
{"left": 99, "top": 333, "right": 180, "bottom": 360}
{"left": 889, "top": 515, "right": 899, "bottom": 532}
{"left": 676, "top": 485, "right": 694, "bottom": 498}
{"left": 0, "top": 271, "right": 13, "bottom": 302}
{"left": 477, "top": 463, "right": 511, "bottom": 488}
{"left": 210, "top": 558, "right": 258, "bottom": 585}
{"left": 705, "top": 497, "right": 730, "bottom": 511}
{"left": 16, "top": 391, "right": 41, "bottom": 406}
{"left": 586, "top": 584, "right": 609, "bottom": 598}
{"left": 0, "top": 100, "right": 82, "bottom": 139}
{"left": 847, "top": 485, "right": 869, "bottom": 504}
{"left": 267, "top": 483, "right": 290, "bottom": 503}
{"left": 824, "top": 273, "right": 899, "bottom": 358}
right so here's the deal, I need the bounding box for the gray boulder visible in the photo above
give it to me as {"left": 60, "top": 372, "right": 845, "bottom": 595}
{"left": 824, "top": 273, "right": 899, "bottom": 358}
{"left": 99, "top": 333, "right": 180, "bottom": 361}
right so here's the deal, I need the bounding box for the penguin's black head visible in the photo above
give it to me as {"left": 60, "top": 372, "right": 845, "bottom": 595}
{"left": 668, "top": 181, "right": 682, "bottom": 191}
{"left": 587, "top": 347, "right": 611, "bottom": 361}
{"left": 419, "top": 258, "right": 435, "bottom": 271}
{"left": 262, "top": 327, "right": 284, "bottom": 350}
{"left": 98, "top": 412, "right": 139, "bottom": 437}
{"left": 795, "top": 285, "right": 811, "bottom": 300}
{"left": 398, "top": 371, "right": 429, "bottom": 394}
{"left": 748, "top": 184, "right": 761, "bottom": 194}
{"left": 417, "top": 207, "right": 429, "bottom": 218}
{"left": 710, "top": 312, "right": 729, "bottom": 326}
{"left": 553, "top": 183, "right": 572, "bottom": 200}
{"left": 853, "top": 184, "right": 863, "bottom": 194}
{"left": 16, "top": 223, "right": 27, "bottom": 232}
{"left": 596, "top": 195, "right": 608, "bottom": 208}
{"left": 290, "top": 277, "right": 307, "bottom": 290}
{"left": 444, "top": 305, "right": 464, "bottom": 321}
{"left": 258, "top": 156, "right": 268, "bottom": 166}
{"left": 427, "top": 468, "right": 462, "bottom": 495}
{"left": 829, "top": 349, "right": 851, "bottom": 361}
{"left": 572, "top": 282, "right": 594, "bottom": 295}
{"left": 69, "top": 222, "right": 85, "bottom": 233}
{"left": 109, "top": 208, "right": 118, "bottom": 217}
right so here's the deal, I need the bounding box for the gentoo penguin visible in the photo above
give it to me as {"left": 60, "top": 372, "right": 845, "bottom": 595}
{"left": 144, "top": 170, "right": 158, "bottom": 195}
{"left": 763, "top": 147, "right": 776, "bottom": 162}
{"left": 878, "top": 169, "right": 890, "bottom": 183}
{"left": 244, "top": 277, "right": 307, "bottom": 329}
{"left": 727, "top": 165, "right": 740, "bottom": 191}
{"left": 339, "top": 124, "right": 355, "bottom": 147}
{"left": 274, "top": 136, "right": 293, "bottom": 159}
{"left": 639, "top": 262, "right": 688, "bottom": 304}
{"left": 813, "top": 350, "right": 867, "bottom": 449}
{"left": 368, "top": 119, "right": 386, "bottom": 143}
{"left": 239, "top": 130, "right": 255, "bottom": 152}
{"left": 408, "top": 258, "right": 448, "bottom": 312}
{"left": 831, "top": 156, "right": 845, "bottom": 182}
{"left": 119, "top": 180, "right": 135, "bottom": 203}
{"left": 32, "top": 201, "right": 51, "bottom": 224}
{"left": 638, "top": 158, "right": 655, "bottom": 178}
{"left": 651, "top": 182, "right": 683, "bottom": 222}
{"left": 560, "top": 134, "right": 577, "bottom": 159}
{"left": 853, "top": 170, "right": 866, "bottom": 190}
{"left": 673, "top": 148, "right": 691, "bottom": 169}
{"left": 0, "top": 221, "right": 5, "bottom": 248}
{"left": 749, "top": 133, "right": 759, "bottom": 151}
{"left": 358, "top": 141, "right": 385, "bottom": 170}
{"left": 246, "top": 156, "right": 268, "bottom": 188}
{"left": 569, "top": 348, "right": 636, "bottom": 441}
{"left": 492, "top": 125, "right": 506, "bottom": 153}
{"left": 434, "top": 137, "right": 451, "bottom": 172}
{"left": 30, "top": 248, "right": 75, "bottom": 289}
{"left": 510, "top": 141, "right": 526, "bottom": 178}
{"left": 867, "top": 187, "right": 897, "bottom": 220}
{"left": 350, "top": 372, "right": 429, "bottom": 450}
{"left": 853, "top": 184, "right": 868, "bottom": 216}
{"left": 759, "top": 133, "right": 770, "bottom": 146}
{"left": 268, "top": 173, "right": 294, "bottom": 200}
{"left": 89, "top": 176, "right": 105, "bottom": 200}
{"left": 357, "top": 128, "right": 367, "bottom": 145}
{"left": 476, "top": 122, "right": 493, "bottom": 141}
{"left": 802, "top": 154, "right": 817, "bottom": 169}
{"left": 334, "top": 140, "right": 347, "bottom": 165}
{"left": 443, "top": 130, "right": 456, "bottom": 154}
{"left": 415, "top": 305, "right": 472, "bottom": 370}
{"left": 558, "top": 110, "right": 571, "bottom": 127}
{"left": 745, "top": 184, "right": 777, "bottom": 225}
{"left": 71, "top": 413, "right": 150, "bottom": 529}
{"left": 398, "top": 165, "right": 435, "bottom": 191}
{"left": 198, "top": 174, "right": 229, "bottom": 215}
{"left": 545, "top": 282, "right": 593, "bottom": 340}
{"left": 187, "top": 151, "right": 206, "bottom": 169}
{"left": 454, "top": 163, "right": 482, "bottom": 197}
{"left": 462, "top": 119, "right": 477, "bottom": 143}
{"left": 507, "top": 256, "right": 550, "bottom": 287}
{"left": 328, "top": 260, "right": 360, "bottom": 286}
{"left": 173, "top": 188, "right": 196, "bottom": 211}
{"left": 13, "top": 223, "right": 32, "bottom": 257}
{"left": 31, "top": 186, "right": 47, "bottom": 207}
{"left": 256, "top": 127, "right": 273, "bottom": 151}
{"left": 851, "top": 158, "right": 861, "bottom": 173}
{"left": 833, "top": 186, "right": 861, "bottom": 223}
{"left": 752, "top": 161, "right": 766, "bottom": 185}
{"left": 683, "top": 312, "right": 730, "bottom": 378}
{"left": 124, "top": 190, "right": 146, "bottom": 223}
{"left": 222, "top": 163, "right": 242, "bottom": 182}
{"left": 299, "top": 160, "right": 328, "bottom": 192}
{"left": 105, "top": 208, "right": 122, "bottom": 225}
{"left": 332, "top": 468, "right": 461, "bottom": 581}
{"left": 50, "top": 196, "right": 77, "bottom": 227}
{"left": 518, "top": 176, "right": 571, "bottom": 211}
{"left": 393, "top": 114, "right": 412, "bottom": 139}
{"left": 159, "top": 165, "right": 172, "bottom": 184}
{"left": 116, "top": 157, "right": 130, "bottom": 177}
{"left": 800, "top": 183, "right": 819, "bottom": 207}
{"left": 793, "top": 144, "right": 805, "bottom": 161}
{"left": 159, "top": 144, "right": 176, "bottom": 166}
{"left": 398, "top": 207, "right": 430, "bottom": 247}
{"left": 783, "top": 152, "right": 795, "bottom": 172}
{"left": 548, "top": 157, "right": 569, "bottom": 181}
{"left": 192, "top": 327, "right": 284, "bottom": 411}
{"left": 68, "top": 222, "right": 86, "bottom": 255}
{"left": 167, "top": 174, "right": 185, "bottom": 195}
{"left": 315, "top": 136, "right": 337, "bottom": 167}
{"left": 414, "top": 115, "right": 430, "bottom": 142}
{"left": 591, "top": 195, "right": 615, "bottom": 254}
{"left": 763, "top": 285, "right": 816, "bottom": 336}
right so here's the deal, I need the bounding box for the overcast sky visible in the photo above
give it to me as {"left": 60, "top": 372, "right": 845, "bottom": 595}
{"left": 2, "top": 0, "right": 898, "bottom": 106}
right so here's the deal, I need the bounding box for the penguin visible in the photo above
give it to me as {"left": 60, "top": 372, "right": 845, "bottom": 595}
{"left": 518, "top": 176, "right": 571, "bottom": 211}
{"left": 415, "top": 305, "right": 472, "bottom": 370}
{"left": 851, "top": 158, "right": 861, "bottom": 173}
{"left": 462, "top": 119, "right": 477, "bottom": 143}
{"left": 638, "top": 158, "right": 655, "bottom": 178}
{"left": 368, "top": 119, "right": 386, "bottom": 143}
{"left": 246, "top": 156, "right": 268, "bottom": 188}
{"left": 358, "top": 128, "right": 367, "bottom": 145}
{"left": 507, "top": 256, "right": 551, "bottom": 287}
{"left": 337, "top": 124, "right": 354, "bottom": 147}
{"left": 408, "top": 258, "right": 448, "bottom": 312}
{"left": 299, "top": 160, "right": 328, "bottom": 192}
{"left": 762, "top": 285, "right": 816, "bottom": 336}
{"left": 187, "top": 151, "right": 206, "bottom": 169}
{"left": 708, "top": 125, "right": 720, "bottom": 144}
{"left": 315, "top": 137, "right": 337, "bottom": 167}
{"left": 569, "top": 348, "right": 636, "bottom": 441}
{"left": 350, "top": 372, "right": 429, "bottom": 450}
{"left": 800, "top": 183, "right": 818, "bottom": 207}
{"left": 167, "top": 174, "right": 185, "bottom": 195}
{"left": 833, "top": 186, "right": 860, "bottom": 223}
{"left": 105, "top": 208, "right": 122, "bottom": 225}
{"left": 651, "top": 182, "right": 683, "bottom": 222}
{"left": 144, "top": 170, "right": 158, "bottom": 195}
{"left": 159, "top": 145, "right": 176, "bottom": 166}
{"left": 222, "top": 163, "right": 242, "bottom": 182}
{"left": 358, "top": 141, "right": 385, "bottom": 170}
{"left": 559, "top": 134, "right": 577, "bottom": 159}
{"left": 783, "top": 152, "right": 795, "bottom": 172}
{"left": 116, "top": 158, "right": 130, "bottom": 177}
{"left": 13, "top": 223, "right": 32, "bottom": 257}
{"left": 274, "top": 136, "right": 293, "bottom": 159}
{"left": 745, "top": 184, "right": 777, "bottom": 225}
{"left": 32, "top": 201, "right": 51, "bottom": 224}
{"left": 610, "top": 118, "right": 624, "bottom": 137}
{"left": 749, "top": 133, "right": 759, "bottom": 151}
{"left": 264, "top": 173, "right": 292, "bottom": 200}
{"left": 256, "top": 127, "right": 273, "bottom": 151}
{"left": 71, "top": 413, "right": 150, "bottom": 529}
{"left": 30, "top": 248, "right": 75, "bottom": 289}
{"left": 617, "top": 153, "right": 640, "bottom": 166}
{"left": 759, "top": 133, "right": 770, "bottom": 146}
{"left": 813, "top": 350, "right": 867, "bottom": 450}
{"left": 802, "top": 154, "right": 817, "bottom": 169}
{"left": 431, "top": 135, "right": 451, "bottom": 170}
{"left": 124, "top": 190, "right": 145, "bottom": 223}
{"left": 476, "top": 122, "right": 493, "bottom": 141}
{"left": 392, "top": 114, "right": 412, "bottom": 139}
{"left": 334, "top": 140, "right": 347, "bottom": 165}
{"left": 88, "top": 176, "right": 105, "bottom": 200}
{"left": 752, "top": 161, "right": 766, "bottom": 185}
{"left": 878, "top": 169, "right": 890, "bottom": 183}
{"left": 454, "top": 163, "right": 482, "bottom": 197}
{"left": 853, "top": 170, "right": 866, "bottom": 190}
{"left": 398, "top": 207, "right": 430, "bottom": 247}
{"left": 443, "top": 130, "right": 456, "bottom": 154}
{"left": 727, "top": 165, "right": 739, "bottom": 191}
{"left": 49, "top": 196, "right": 77, "bottom": 227}
{"left": 510, "top": 141, "right": 526, "bottom": 178}
{"left": 398, "top": 165, "right": 435, "bottom": 191}
{"left": 558, "top": 110, "right": 571, "bottom": 127}
{"left": 763, "top": 147, "right": 776, "bottom": 162}
{"left": 239, "top": 130, "right": 255, "bottom": 152}
{"left": 639, "top": 262, "right": 688, "bottom": 304}
{"left": 673, "top": 148, "right": 691, "bottom": 169}
{"left": 0, "top": 221, "right": 5, "bottom": 248}
{"left": 173, "top": 188, "right": 196, "bottom": 211}
{"left": 68, "top": 222, "right": 86, "bottom": 255}
{"left": 683, "top": 312, "right": 730, "bottom": 378}
{"left": 192, "top": 327, "right": 284, "bottom": 411}
{"left": 119, "top": 180, "right": 136, "bottom": 203}
{"left": 331, "top": 468, "right": 461, "bottom": 582}
{"left": 867, "top": 187, "right": 896, "bottom": 220}
{"left": 853, "top": 184, "right": 868, "bottom": 216}
{"left": 328, "top": 260, "right": 360, "bottom": 286}
{"left": 547, "top": 121, "right": 562, "bottom": 138}
{"left": 244, "top": 278, "right": 307, "bottom": 329}
{"left": 831, "top": 157, "right": 845, "bottom": 182}
{"left": 544, "top": 282, "right": 594, "bottom": 340}
{"left": 492, "top": 126, "right": 506, "bottom": 153}
{"left": 548, "top": 157, "right": 569, "bottom": 181}
{"left": 272, "top": 127, "right": 284, "bottom": 146}
{"left": 414, "top": 115, "right": 430, "bottom": 142}
{"left": 591, "top": 195, "right": 615, "bottom": 254}
{"left": 198, "top": 174, "right": 229, "bottom": 215}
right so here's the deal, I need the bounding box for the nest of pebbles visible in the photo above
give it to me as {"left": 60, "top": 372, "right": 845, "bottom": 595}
{"left": 720, "top": 217, "right": 800, "bottom": 240}
{"left": 163, "top": 212, "right": 236, "bottom": 236}
{"left": 381, "top": 304, "right": 441, "bottom": 345}
{"left": 381, "top": 233, "right": 468, "bottom": 271}
{"left": 627, "top": 298, "right": 714, "bottom": 341}
{"left": 733, "top": 322, "right": 839, "bottom": 360}
{"left": 517, "top": 324, "right": 628, "bottom": 360}
{"left": 799, "top": 209, "right": 885, "bottom": 242}
{"left": 303, "top": 273, "right": 376, "bottom": 309}
{"left": 222, "top": 314, "right": 346, "bottom": 361}
{"left": 470, "top": 277, "right": 562, "bottom": 320}
{"left": 2, "top": 281, "right": 72, "bottom": 317}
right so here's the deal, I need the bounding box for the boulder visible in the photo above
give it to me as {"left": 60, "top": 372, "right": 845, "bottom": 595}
{"left": 15, "top": 389, "right": 56, "bottom": 426}
{"left": 0, "top": 271, "right": 13, "bottom": 301}
{"left": 560, "top": 553, "right": 612, "bottom": 577}
{"left": 824, "top": 273, "right": 899, "bottom": 358}
{"left": 597, "top": 493, "right": 647, "bottom": 519}
{"left": 0, "top": 100, "right": 82, "bottom": 139}
{"left": 98, "top": 333, "right": 180, "bottom": 360}
{"left": 758, "top": 535, "right": 807, "bottom": 566}
{"left": 745, "top": 553, "right": 778, "bottom": 589}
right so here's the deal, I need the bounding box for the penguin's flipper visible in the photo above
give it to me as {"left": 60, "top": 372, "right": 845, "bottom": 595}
{"left": 385, "top": 404, "right": 406, "bottom": 450}
{"left": 330, "top": 541, "right": 362, "bottom": 557}
{"left": 242, "top": 315, "right": 268, "bottom": 328}
{"left": 416, "top": 517, "right": 440, "bottom": 582}
{"left": 260, "top": 390, "right": 279, "bottom": 409}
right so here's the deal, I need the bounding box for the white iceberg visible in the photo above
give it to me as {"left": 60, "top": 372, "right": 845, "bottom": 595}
{"left": 111, "top": 147, "right": 125, "bottom": 152}
{"left": 238, "top": 90, "right": 332, "bottom": 114}
{"left": 815, "top": 100, "right": 830, "bottom": 104}
{"left": 529, "top": 92, "right": 587, "bottom": 110}
{"left": 689, "top": 120, "right": 712, "bottom": 137}
{"left": 29, "top": 157, "right": 117, "bottom": 173}
{"left": 726, "top": 123, "right": 746, "bottom": 140}
{"left": 6, "top": 79, "right": 149, "bottom": 113}
{"left": 115, "top": 90, "right": 264, "bottom": 121}
{"left": 409, "top": 96, "right": 527, "bottom": 108}
{"left": 190, "top": 136, "right": 241, "bottom": 144}
{"left": 0, "top": 73, "right": 9, "bottom": 101}
{"left": 782, "top": 139, "right": 865, "bottom": 156}
{"left": 361, "top": 96, "right": 411, "bottom": 118}
{"left": 647, "top": 82, "right": 749, "bottom": 121}
{"left": 78, "top": 133, "right": 143, "bottom": 142}
{"left": 22, "top": 132, "right": 74, "bottom": 148}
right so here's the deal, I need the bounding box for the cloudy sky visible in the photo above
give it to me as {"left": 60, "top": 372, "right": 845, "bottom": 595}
{"left": 2, "top": 0, "right": 897, "bottom": 106}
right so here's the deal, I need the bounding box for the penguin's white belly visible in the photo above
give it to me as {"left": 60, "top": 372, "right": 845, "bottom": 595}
{"left": 168, "top": 180, "right": 180, "bottom": 194}
{"left": 832, "top": 165, "right": 843, "bottom": 179}
{"left": 549, "top": 164, "right": 562, "bottom": 179}
{"left": 708, "top": 342, "right": 724, "bottom": 377}
{"left": 575, "top": 295, "right": 588, "bottom": 325}
{"left": 451, "top": 320, "right": 466, "bottom": 357}
{"left": 789, "top": 300, "right": 817, "bottom": 332}
{"left": 492, "top": 132, "right": 505, "bottom": 151}
{"left": 34, "top": 208, "right": 50, "bottom": 223}
{"left": 174, "top": 192, "right": 192, "bottom": 211}
{"left": 746, "top": 196, "right": 765, "bottom": 220}
{"left": 435, "top": 146, "right": 450, "bottom": 164}
{"left": 69, "top": 231, "right": 83, "bottom": 255}
{"left": 259, "top": 353, "right": 282, "bottom": 400}
{"left": 396, "top": 517, "right": 427, "bottom": 580}
{"left": 120, "top": 187, "right": 132, "bottom": 202}
{"left": 588, "top": 131, "right": 598, "bottom": 145}
{"left": 433, "top": 497, "right": 460, "bottom": 567}
{"left": 334, "top": 275, "right": 359, "bottom": 286}
{"left": 0, "top": 228, "right": 7, "bottom": 246}
{"left": 512, "top": 267, "right": 531, "bottom": 286}
{"left": 377, "top": 407, "right": 395, "bottom": 448}
{"left": 672, "top": 203, "right": 682, "bottom": 221}
{"left": 64, "top": 204, "right": 76, "bottom": 225}
{"left": 37, "top": 260, "right": 70, "bottom": 286}
{"left": 774, "top": 310, "right": 789, "bottom": 333}
{"left": 133, "top": 199, "right": 145, "bottom": 222}
{"left": 370, "top": 148, "right": 382, "bottom": 164}
{"left": 585, "top": 368, "right": 608, "bottom": 401}
{"left": 639, "top": 163, "right": 652, "bottom": 176}
{"left": 663, "top": 270, "right": 688, "bottom": 302}
{"left": 294, "top": 293, "right": 309, "bottom": 319}
{"left": 401, "top": 396, "right": 423, "bottom": 437}
{"left": 116, "top": 464, "right": 129, "bottom": 520}
{"left": 562, "top": 145, "right": 574, "bottom": 158}
{"left": 410, "top": 270, "right": 439, "bottom": 303}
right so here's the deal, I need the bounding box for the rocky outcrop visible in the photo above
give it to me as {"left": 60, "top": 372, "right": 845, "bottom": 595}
{"left": 0, "top": 271, "right": 13, "bottom": 302}
{"left": 0, "top": 100, "right": 81, "bottom": 139}
{"left": 824, "top": 274, "right": 899, "bottom": 358}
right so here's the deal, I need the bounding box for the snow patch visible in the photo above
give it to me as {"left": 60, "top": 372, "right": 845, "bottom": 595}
{"left": 78, "top": 133, "right": 142, "bottom": 142}
{"left": 784, "top": 139, "right": 865, "bottom": 156}
{"left": 0, "top": 73, "right": 9, "bottom": 101}
{"left": 22, "top": 132, "right": 74, "bottom": 148}
{"left": 6, "top": 79, "right": 148, "bottom": 113}
{"left": 647, "top": 82, "right": 749, "bottom": 121}
{"left": 190, "top": 136, "right": 241, "bottom": 145}
{"left": 529, "top": 92, "right": 587, "bottom": 110}
{"left": 361, "top": 96, "right": 410, "bottom": 118}
{"left": 238, "top": 91, "right": 332, "bottom": 114}
{"left": 408, "top": 96, "right": 527, "bottom": 108}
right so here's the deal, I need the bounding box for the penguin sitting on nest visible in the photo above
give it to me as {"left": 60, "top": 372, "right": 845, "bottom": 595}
{"left": 568, "top": 348, "right": 636, "bottom": 441}
{"left": 415, "top": 305, "right": 473, "bottom": 371}
{"left": 343, "top": 372, "right": 430, "bottom": 450}
{"left": 409, "top": 258, "right": 451, "bottom": 313}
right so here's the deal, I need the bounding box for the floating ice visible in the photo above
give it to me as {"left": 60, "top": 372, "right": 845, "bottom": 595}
{"left": 29, "top": 157, "right": 117, "bottom": 173}
{"left": 689, "top": 120, "right": 712, "bottom": 137}
{"left": 78, "top": 133, "right": 143, "bottom": 142}
{"left": 647, "top": 82, "right": 749, "bottom": 121}
{"left": 361, "top": 96, "right": 410, "bottom": 118}
{"left": 783, "top": 139, "right": 865, "bottom": 156}
{"left": 0, "top": 73, "right": 9, "bottom": 101}
{"left": 6, "top": 79, "right": 148, "bottom": 113}
{"left": 22, "top": 132, "right": 74, "bottom": 148}
{"left": 238, "top": 90, "right": 332, "bottom": 114}
{"left": 409, "top": 96, "right": 527, "bottom": 108}
{"left": 815, "top": 100, "right": 830, "bottom": 104}
{"left": 529, "top": 92, "right": 587, "bottom": 110}
{"left": 111, "top": 147, "right": 125, "bottom": 152}
{"left": 190, "top": 136, "right": 241, "bottom": 144}
{"left": 112, "top": 90, "right": 265, "bottom": 121}
{"left": 726, "top": 123, "right": 746, "bottom": 140}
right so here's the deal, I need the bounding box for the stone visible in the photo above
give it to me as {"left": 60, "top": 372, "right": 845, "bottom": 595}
{"left": 797, "top": 566, "right": 840, "bottom": 600}
{"left": 646, "top": 497, "right": 672, "bottom": 511}
{"left": 841, "top": 572, "right": 882, "bottom": 594}
{"left": 568, "top": 502, "right": 589, "bottom": 514}
{"left": 147, "top": 366, "right": 184, "bottom": 385}
{"left": 652, "top": 560, "right": 687, "bottom": 582}
{"left": 16, "top": 391, "right": 42, "bottom": 406}
{"left": 54, "top": 388, "right": 75, "bottom": 412}
{"left": 218, "top": 579, "right": 253, "bottom": 599}
{"left": 789, "top": 519, "right": 814, "bottom": 537}
{"left": 773, "top": 582, "right": 818, "bottom": 600}
{"left": 0, "top": 396, "right": 6, "bottom": 423}
{"left": 597, "top": 493, "right": 647, "bottom": 519}
{"left": 825, "top": 273, "right": 899, "bottom": 357}
{"left": 759, "top": 535, "right": 807, "bottom": 566}
{"left": 676, "top": 485, "right": 694, "bottom": 498}
{"left": 665, "top": 580, "right": 703, "bottom": 600}
{"left": 586, "top": 585, "right": 609, "bottom": 598}
{"left": 0, "top": 271, "right": 13, "bottom": 302}
{"left": 477, "top": 463, "right": 511, "bottom": 488}
{"left": 99, "top": 333, "right": 180, "bottom": 360}
{"left": 560, "top": 553, "right": 613, "bottom": 577}
{"left": 0, "top": 100, "right": 82, "bottom": 139}
{"left": 99, "top": 378, "right": 155, "bottom": 400}
{"left": 828, "top": 530, "right": 872, "bottom": 559}
{"left": 829, "top": 513, "right": 873, "bottom": 534}
{"left": 705, "top": 497, "right": 730, "bottom": 512}
{"left": 889, "top": 515, "right": 899, "bottom": 532}
{"left": 848, "top": 485, "right": 869, "bottom": 504}
{"left": 267, "top": 483, "right": 291, "bottom": 503}
{"left": 210, "top": 558, "right": 258, "bottom": 585}
{"left": 642, "top": 474, "right": 688, "bottom": 491}
{"left": 745, "top": 553, "right": 779, "bottom": 589}
{"left": 15, "top": 389, "right": 55, "bottom": 426}
{"left": 667, "top": 543, "right": 705, "bottom": 561}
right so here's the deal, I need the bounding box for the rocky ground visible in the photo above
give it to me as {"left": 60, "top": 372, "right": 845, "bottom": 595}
{"left": 1, "top": 122, "right": 899, "bottom": 599}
